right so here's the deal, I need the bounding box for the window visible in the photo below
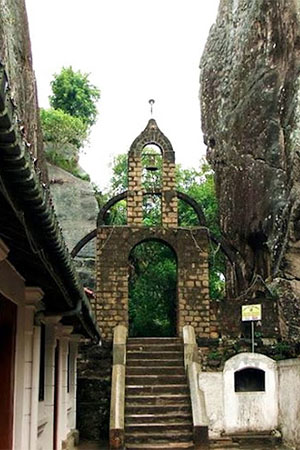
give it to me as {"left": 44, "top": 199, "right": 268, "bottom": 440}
{"left": 234, "top": 368, "right": 265, "bottom": 392}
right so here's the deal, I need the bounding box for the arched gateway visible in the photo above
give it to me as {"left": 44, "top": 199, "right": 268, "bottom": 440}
{"left": 93, "top": 119, "right": 218, "bottom": 340}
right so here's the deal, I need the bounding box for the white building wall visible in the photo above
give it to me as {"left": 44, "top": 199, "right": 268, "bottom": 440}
{"left": 278, "top": 358, "right": 300, "bottom": 447}
{"left": 0, "top": 239, "right": 80, "bottom": 450}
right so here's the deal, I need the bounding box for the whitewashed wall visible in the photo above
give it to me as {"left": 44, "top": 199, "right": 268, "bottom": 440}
{"left": 198, "top": 372, "right": 224, "bottom": 437}
{"left": 278, "top": 358, "right": 300, "bottom": 447}
{"left": 198, "top": 352, "right": 280, "bottom": 437}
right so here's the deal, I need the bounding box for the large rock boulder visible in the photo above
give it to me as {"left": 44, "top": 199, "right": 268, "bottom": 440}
{"left": 48, "top": 164, "right": 98, "bottom": 289}
{"left": 0, "top": 0, "right": 47, "bottom": 179}
{"left": 200, "top": 0, "right": 300, "bottom": 341}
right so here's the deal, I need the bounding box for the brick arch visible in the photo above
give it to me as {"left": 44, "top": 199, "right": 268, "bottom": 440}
{"left": 128, "top": 236, "right": 178, "bottom": 263}
{"left": 129, "top": 118, "right": 175, "bottom": 162}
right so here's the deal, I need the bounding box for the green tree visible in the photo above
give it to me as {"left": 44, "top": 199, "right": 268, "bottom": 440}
{"left": 40, "top": 108, "right": 87, "bottom": 151}
{"left": 50, "top": 66, "right": 100, "bottom": 127}
{"left": 176, "top": 160, "right": 225, "bottom": 300}
{"left": 109, "top": 153, "right": 128, "bottom": 195}
{"left": 129, "top": 241, "right": 177, "bottom": 337}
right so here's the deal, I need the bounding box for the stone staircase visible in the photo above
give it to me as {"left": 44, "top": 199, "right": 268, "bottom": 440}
{"left": 210, "top": 432, "right": 284, "bottom": 449}
{"left": 125, "top": 337, "right": 194, "bottom": 450}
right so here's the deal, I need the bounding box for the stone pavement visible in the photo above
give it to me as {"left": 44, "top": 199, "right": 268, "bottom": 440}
{"left": 76, "top": 441, "right": 291, "bottom": 450}
{"left": 76, "top": 440, "right": 108, "bottom": 450}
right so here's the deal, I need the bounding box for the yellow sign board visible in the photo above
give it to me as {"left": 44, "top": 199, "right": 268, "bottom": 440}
{"left": 242, "top": 304, "right": 262, "bottom": 322}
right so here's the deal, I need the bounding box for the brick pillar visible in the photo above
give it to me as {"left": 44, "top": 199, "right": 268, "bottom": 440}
{"left": 176, "top": 231, "right": 211, "bottom": 338}
{"left": 96, "top": 228, "right": 129, "bottom": 340}
{"left": 127, "top": 154, "right": 143, "bottom": 225}
{"left": 162, "top": 157, "right": 178, "bottom": 227}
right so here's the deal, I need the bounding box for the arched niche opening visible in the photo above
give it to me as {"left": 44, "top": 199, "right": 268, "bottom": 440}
{"left": 141, "top": 144, "right": 162, "bottom": 191}
{"left": 234, "top": 367, "right": 266, "bottom": 392}
{"left": 128, "top": 239, "right": 177, "bottom": 337}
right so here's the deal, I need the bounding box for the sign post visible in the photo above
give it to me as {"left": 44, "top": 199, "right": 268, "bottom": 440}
{"left": 241, "top": 304, "right": 262, "bottom": 353}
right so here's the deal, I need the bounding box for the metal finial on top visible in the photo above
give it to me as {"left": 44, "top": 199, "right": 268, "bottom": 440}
{"left": 149, "top": 99, "right": 155, "bottom": 116}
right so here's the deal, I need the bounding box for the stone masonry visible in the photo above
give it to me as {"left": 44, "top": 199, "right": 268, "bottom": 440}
{"left": 95, "top": 118, "right": 216, "bottom": 340}
{"left": 127, "top": 119, "right": 178, "bottom": 227}
{"left": 96, "top": 226, "right": 211, "bottom": 340}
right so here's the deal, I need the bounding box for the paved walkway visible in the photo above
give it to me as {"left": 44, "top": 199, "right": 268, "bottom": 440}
{"left": 76, "top": 441, "right": 291, "bottom": 450}
{"left": 76, "top": 440, "right": 108, "bottom": 450}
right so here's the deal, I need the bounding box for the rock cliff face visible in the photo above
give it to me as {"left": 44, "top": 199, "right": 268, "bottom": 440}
{"left": 48, "top": 164, "right": 98, "bottom": 289}
{"left": 0, "top": 0, "right": 47, "bottom": 179}
{"left": 200, "top": 0, "right": 300, "bottom": 341}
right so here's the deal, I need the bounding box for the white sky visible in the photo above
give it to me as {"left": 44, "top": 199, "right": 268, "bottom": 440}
{"left": 25, "top": 0, "right": 219, "bottom": 191}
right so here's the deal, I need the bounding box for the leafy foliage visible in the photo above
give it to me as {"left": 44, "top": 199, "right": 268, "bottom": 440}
{"left": 50, "top": 66, "right": 100, "bottom": 127}
{"left": 40, "top": 108, "right": 87, "bottom": 151}
{"left": 176, "top": 160, "right": 225, "bottom": 300}
{"left": 41, "top": 67, "right": 100, "bottom": 180}
{"left": 45, "top": 149, "right": 90, "bottom": 181}
{"left": 109, "top": 154, "right": 128, "bottom": 195}
{"left": 129, "top": 241, "right": 177, "bottom": 337}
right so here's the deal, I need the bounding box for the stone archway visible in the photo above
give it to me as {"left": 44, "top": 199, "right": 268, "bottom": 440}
{"left": 95, "top": 225, "right": 211, "bottom": 340}
{"left": 76, "top": 119, "right": 223, "bottom": 341}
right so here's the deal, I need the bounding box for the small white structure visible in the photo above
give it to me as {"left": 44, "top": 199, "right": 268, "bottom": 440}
{"left": 223, "top": 352, "right": 278, "bottom": 434}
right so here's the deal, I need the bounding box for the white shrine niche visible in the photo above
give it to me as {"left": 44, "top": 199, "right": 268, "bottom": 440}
{"left": 223, "top": 352, "right": 278, "bottom": 434}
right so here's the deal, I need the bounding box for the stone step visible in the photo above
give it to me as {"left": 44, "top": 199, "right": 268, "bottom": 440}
{"left": 126, "top": 422, "right": 193, "bottom": 434}
{"left": 126, "top": 384, "right": 189, "bottom": 395}
{"left": 126, "top": 374, "right": 186, "bottom": 385}
{"left": 126, "top": 442, "right": 194, "bottom": 450}
{"left": 125, "top": 430, "right": 193, "bottom": 444}
{"left": 128, "top": 338, "right": 182, "bottom": 345}
{"left": 125, "top": 404, "right": 191, "bottom": 415}
{"left": 127, "top": 351, "right": 183, "bottom": 360}
{"left": 127, "top": 343, "right": 183, "bottom": 352}
{"left": 127, "top": 366, "right": 186, "bottom": 375}
{"left": 126, "top": 393, "right": 190, "bottom": 405}
{"left": 127, "top": 358, "right": 183, "bottom": 367}
{"left": 229, "top": 432, "right": 282, "bottom": 446}
{"left": 126, "top": 412, "right": 192, "bottom": 424}
{"left": 210, "top": 437, "right": 239, "bottom": 448}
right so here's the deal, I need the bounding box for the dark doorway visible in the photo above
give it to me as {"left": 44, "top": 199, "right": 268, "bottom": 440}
{"left": 0, "top": 294, "right": 17, "bottom": 450}
{"left": 128, "top": 240, "right": 177, "bottom": 337}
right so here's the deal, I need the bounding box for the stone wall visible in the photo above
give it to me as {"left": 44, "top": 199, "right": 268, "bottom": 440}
{"left": 278, "top": 358, "right": 300, "bottom": 447}
{"left": 127, "top": 155, "right": 143, "bottom": 225}
{"left": 200, "top": 0, "right": 300, "bottom": 342}
{"left": 199, "top": 355, "right": 300, "bottom": 444}
{"left": 0, "top": 0, "right": 46, "bottom": 180}
{"left": 77, "top": 342, "right": 112, "bottom": 441}
{"left": 162, "top": 159, "right": 178, "bottom": 227}
{"left": 95, "top": 226, "right": 213, "bottom": 340}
